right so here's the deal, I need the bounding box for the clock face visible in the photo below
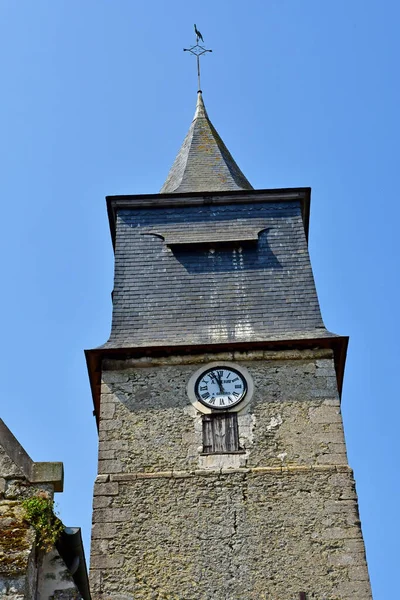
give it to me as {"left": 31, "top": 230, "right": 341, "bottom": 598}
{"left": 195, "top": 366, "right": 247, "bottom": 410}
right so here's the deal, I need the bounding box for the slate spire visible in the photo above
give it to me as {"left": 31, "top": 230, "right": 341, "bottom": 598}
{"left": 160, "top": 92, "right": 253, "bottom": 194}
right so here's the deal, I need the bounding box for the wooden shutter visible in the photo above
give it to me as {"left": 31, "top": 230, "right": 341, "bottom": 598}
{"left": 202, "top": 413, "right": 239, "bottom": 453}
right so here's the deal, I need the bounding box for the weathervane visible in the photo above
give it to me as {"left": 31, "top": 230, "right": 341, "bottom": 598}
{"left": 184, "top": 24, "right": 212, "bottom": 93}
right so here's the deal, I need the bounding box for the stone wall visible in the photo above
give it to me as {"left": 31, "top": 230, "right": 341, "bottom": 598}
{"left": 0, "top": 492, "right": 36, "bottom": 599}
{"left": 0, "top": 478, "right": 60, "bottom": 599}
{"left": 90, "top": 349, "right": 372, "bottom": 599}
{"left": 0, "top": 421, "right": 86, "bottom": 600}
{"left": 0, "top": 443, "right": 52, "bottom": 600}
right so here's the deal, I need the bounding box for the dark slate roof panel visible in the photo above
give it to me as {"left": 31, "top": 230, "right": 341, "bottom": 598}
{"left": 102, "top": 201, "right": 329, "bottom": 349}
{"left": 160, "top": 93, "right": 253, "bottom": 194}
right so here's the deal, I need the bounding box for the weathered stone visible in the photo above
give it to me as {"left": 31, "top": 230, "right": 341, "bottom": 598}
{"left": 98, "top": 450, "right": 116, "bottom": 460}
{"left": 90, "top": 554, "right": 124, "bottom": 569}
{"left": 0, "top": 420, "right": 88, "bottom": 599}
{"left": 92, "top": 496, "right": 112, "bottom": 509}
{"left": 316, "top": 453, "right": 347, "bottom": 465}
{"left": 30, "top": 462, "right": 64, "bottom": 492}
{"left": 93, "top": 482, "right": 119, "bottom": 496}
{"left": 95, "top": 474, "right": 109, "bottom": 484}
{"left": 99, "top": 440, "right": 129, "bottom": 452}
{"left": 99, "top": 403, "right": 116, "bottom": 420}
{"left": 91, "top": 522, "right": 117, "bottom": 539}
{"left": 90, "top": 468, "right": 371, "bottom": 599}
{"left": 97, "top": 460, "right": 122, "bottom": 474}
{"left": 99, "top": 420, "right": 122, "bottom": 432}
{"left": 93, "top": 507, "right": 130, "bottom": 523}
{"left": 90, "top": 351, "right": 372, "bottom": 599}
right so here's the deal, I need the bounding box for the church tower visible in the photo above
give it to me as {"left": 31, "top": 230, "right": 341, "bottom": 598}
{"left": 86, "top": 56, "right": 372, "bottom": 598}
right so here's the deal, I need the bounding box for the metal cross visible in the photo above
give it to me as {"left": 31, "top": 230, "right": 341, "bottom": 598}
{"left": 184, "top": 25, "right": 212, "bottom": 93}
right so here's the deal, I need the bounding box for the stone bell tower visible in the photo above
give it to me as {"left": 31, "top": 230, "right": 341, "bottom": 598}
{"left": 86, "top": 88, "right": 373, "bottom": 599}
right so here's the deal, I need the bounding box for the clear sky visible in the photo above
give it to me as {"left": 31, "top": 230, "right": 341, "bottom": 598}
{"left": 0, "top": 1, "right": 398, "bottom": 598}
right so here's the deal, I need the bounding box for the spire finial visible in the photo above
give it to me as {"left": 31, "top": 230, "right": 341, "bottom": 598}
{"left": 184, "top": 25, "right": 212, "bottom": 93}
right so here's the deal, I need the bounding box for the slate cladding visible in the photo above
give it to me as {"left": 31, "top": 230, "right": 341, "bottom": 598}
{"left": 103, "top": 198, "right": 332, "bottom": 349}
{"left": 160, "top": 92, "right": 253, "bottom": 194}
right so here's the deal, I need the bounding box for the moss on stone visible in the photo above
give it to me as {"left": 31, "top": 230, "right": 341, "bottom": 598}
{"left": 0, "top": 516, "right": 32, "bottom": 576}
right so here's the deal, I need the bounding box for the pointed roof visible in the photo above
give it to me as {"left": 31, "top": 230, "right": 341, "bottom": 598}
{"left": 160, "top": 92, "right": 253, "bottom": 194}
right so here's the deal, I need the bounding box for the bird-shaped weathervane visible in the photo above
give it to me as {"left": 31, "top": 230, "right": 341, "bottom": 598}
{"left": 184, "top": 24, "right": 212, "bottom": 93}
{"left": 194, "top": 24, "right": 204, "bottom": 43}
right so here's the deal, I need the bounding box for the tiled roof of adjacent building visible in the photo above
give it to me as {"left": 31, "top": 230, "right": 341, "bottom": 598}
{"left": 160, "top": 92, "right": 253, "bottom": 194}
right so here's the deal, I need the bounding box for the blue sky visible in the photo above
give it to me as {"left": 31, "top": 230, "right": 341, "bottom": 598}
{"left": 1, "top": 1, "right": 399, "bottom": 597}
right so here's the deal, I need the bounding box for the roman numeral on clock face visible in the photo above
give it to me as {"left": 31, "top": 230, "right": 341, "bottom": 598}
{"left": 201, "top": 392, "right": 210, "bottom": 400}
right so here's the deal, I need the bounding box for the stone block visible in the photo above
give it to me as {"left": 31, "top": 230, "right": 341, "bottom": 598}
{"left": 343, "top": 538, "right": 368, "bottom": 554}
{"left": 100, "top": 403, "right": 116, "bottom": 420}
{"left": 316, "top": 453, "right": 348, "bottom": 465}
{"left": 315, "top": 431, "right": 344, "bottom": 444}
{"left": 91, "top": 538, "right": 110, "bottom": 555}
{"left": 100, "top": 393, "right": 117, "bottom": 404}
{"left": 316, "top": 359, "right": 332, "bottom": 369}
{"left": 327, "top": 552, "right": 356, "bottom": 566}
{"left": 99, "top": 440, "right": 129, "bottom": 451}
{"left": 99, "top": 419, "right": 122, "bottom": 432}
{"left": 94, "top": 482, "right": 119, "bottom": 496}
{"left": 98, "top": 430, "right": 107, "bottom": 442}
{"left": 89, "top": 569, "right": 102, "bottom": 592}
{"left": 97, "top": 459, "right": 122, "bottom": 474}
{"left": 310, "top": 389, "right": 338, "bottom": 398}
{"left": 324, "top": 499, "right": 357, "bottom": 514}
{"left": 319, "top": 526, "right": 363, "bottom": 541}
{"left": 315, "top": 368, "right": 335, "bottom": 377}
{"left": 30, "top": 462, "right": 64, "bottom": 492}
{"left": 102, "top": 372, "right": 129, "bottom": 384}
{"left": 309, "top": 405, "right": 342, "bottom": 424}
{"left": 100, "top": 383, "right": 112, "bottom": 394}
{"left": 98, "top": 450, "right": 116, "bottom": 460}
{"left": 93, "top": 507, "right": 130, "bottom": 522}
{"left": 95, "top": 474, "right": 109, "bottom": 484}
{"left": 337, "top": 579, "right": 372, "bottom": 597}
{"left": 91, "top": 522, "right": 117, "bottom": 538}
{"left": 322, "top": 398, "right": 340, "bottom": 406}
{"left": 347, "top": 565, "right": 371, "bottom": 581}
{"left": 93, "top": 496, "right": 112, "bottom": 509}
{"left": 90, "top": 554, "right": 124, "bottom": 569}
{"left": 110, "top": 473, "right": 138, "bottom": 482}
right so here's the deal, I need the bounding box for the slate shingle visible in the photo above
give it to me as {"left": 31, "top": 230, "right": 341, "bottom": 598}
{"left": 102, "top": 200, "right": 332, "bottom": 349}
{"left": 160, "top": 93, "right": 252, "bottom": 194}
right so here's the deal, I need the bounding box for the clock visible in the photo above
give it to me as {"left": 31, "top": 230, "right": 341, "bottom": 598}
{"left": 194, "top": 366, "right": 247, "bottom": 410}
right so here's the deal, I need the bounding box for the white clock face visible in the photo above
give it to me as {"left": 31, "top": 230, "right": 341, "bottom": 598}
{"left": 195, "top": 366, "right": 247, "bottom": 409}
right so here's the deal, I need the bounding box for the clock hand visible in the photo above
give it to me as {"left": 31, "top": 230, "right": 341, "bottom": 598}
{"left": 215, "top": 371, "right": 226, "bottom": 394}
{"left": 211, "top": 371, "right": 223, "bottom": 394}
